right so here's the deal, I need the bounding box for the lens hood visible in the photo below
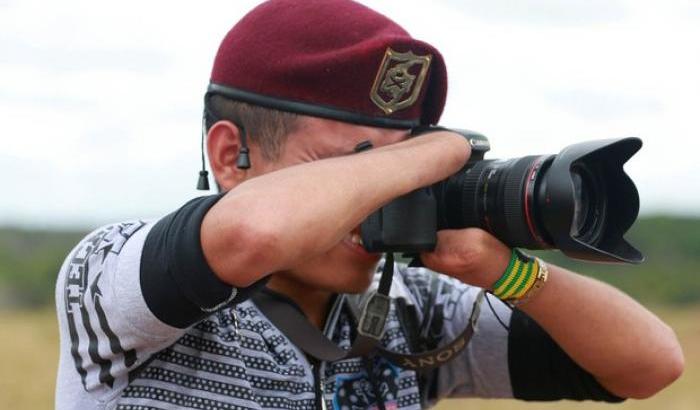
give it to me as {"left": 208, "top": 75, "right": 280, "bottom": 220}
{"left": 540, "top": 137, "right": 644, "bottom": 263}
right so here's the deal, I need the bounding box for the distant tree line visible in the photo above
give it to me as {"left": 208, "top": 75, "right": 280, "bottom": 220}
{"left": 1, "top": 216, "right": 698, "bottom": 309}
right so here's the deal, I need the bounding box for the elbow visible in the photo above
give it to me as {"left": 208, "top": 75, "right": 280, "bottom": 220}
{"left": 613, "top": 326, "right": 685, "bottom": 400}
{"left": 232, "top": 221, "right": 283, "bottom": 283}
{"left": 202, "top": 210, "right": 283, "bottom": 287}
{"left": 634, "top": 333, "right": 685, "bottom": 399}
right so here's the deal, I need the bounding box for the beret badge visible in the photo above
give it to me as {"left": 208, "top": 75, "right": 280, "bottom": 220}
{"left": 370, "top": 48, "right": 433, "bottom": 115}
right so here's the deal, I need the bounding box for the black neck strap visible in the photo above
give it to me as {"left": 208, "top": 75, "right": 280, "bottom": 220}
{"left": 251, "top": 254, "right": 485, "bottom": 372}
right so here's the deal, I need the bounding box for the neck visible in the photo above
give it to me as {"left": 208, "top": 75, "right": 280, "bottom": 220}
{"left": 266, "top": 274, "right": 334, "bottom": 329}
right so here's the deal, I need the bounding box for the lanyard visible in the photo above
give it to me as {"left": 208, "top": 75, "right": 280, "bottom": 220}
{"left": 251, "top": 254, "right": 485, "bottom": 372}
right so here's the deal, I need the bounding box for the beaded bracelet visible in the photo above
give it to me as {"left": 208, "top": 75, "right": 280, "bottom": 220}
{"left": 491, "top": 249, "right": 548, "bottom": 306}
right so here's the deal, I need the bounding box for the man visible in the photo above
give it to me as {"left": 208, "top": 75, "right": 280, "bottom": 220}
{"left": 55, "top": 1, "right": 684, "bottom": 409}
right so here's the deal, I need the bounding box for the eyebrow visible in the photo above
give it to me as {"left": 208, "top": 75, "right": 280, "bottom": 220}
{"left": 354, "top": 140, "right": 374, "bottom": 152}
{"left": 318, "top": 137, "right": 378, "bottom": 160}
{"left": 330, "top": 140, "right": 372, "bottom": 158}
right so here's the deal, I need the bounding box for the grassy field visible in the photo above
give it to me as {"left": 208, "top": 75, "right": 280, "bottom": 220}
{"left": 1, "top": 306, "right": 698, "bottom": 409}
{"left": 0, "top": 309, "right": 59, "bottom": 407}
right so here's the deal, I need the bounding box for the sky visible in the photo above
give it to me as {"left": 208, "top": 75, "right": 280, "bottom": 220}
{"left": 0, "top": 0, "right": 699, "bottom": 229}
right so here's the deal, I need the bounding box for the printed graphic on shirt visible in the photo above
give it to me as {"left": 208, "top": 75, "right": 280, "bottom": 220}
{"left": 426, "top": 276, "right": 465, "bottom": 344}
{"left": 401, "top": 270, "right": 470, "bottom": 350}
{"left": 63, "top": 221, "right": 146, "bottom": 389}
{"left": 332, "top": 360, "right": 400, "bottom": 410}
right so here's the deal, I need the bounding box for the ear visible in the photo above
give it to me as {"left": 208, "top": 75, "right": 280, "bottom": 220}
{"left": 207, "top": 120, "right": 247, "bottom": 191}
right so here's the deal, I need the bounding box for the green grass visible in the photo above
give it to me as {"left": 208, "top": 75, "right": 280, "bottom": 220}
{"left": 0, "top": 309, "right": 60, "bottom": 408}
{"left": 1, "top": 306, "right": 698, "bottom": 409}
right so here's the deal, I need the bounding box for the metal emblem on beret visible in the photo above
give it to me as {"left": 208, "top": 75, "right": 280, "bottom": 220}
{"left": 370, "top": 48, "right": 432, "bottom": 115}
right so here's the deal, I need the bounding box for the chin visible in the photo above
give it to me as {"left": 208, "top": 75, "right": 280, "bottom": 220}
{"left": 290, "top": 247, "right": 381, "bottom": 294}
{"left": 334, "top": 270, "right": 376, "bottom": 294}
{"left": 313, "top": 263, "right": 377, "bottom": 294}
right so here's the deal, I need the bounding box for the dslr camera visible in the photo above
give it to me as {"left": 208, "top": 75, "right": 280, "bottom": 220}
{"left": 361, "top": 127, "right": 644, "bottom": 264}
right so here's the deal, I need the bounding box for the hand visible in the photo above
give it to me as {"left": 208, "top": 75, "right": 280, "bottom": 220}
{"left": 419, "top": 228, "right": 512, "bottom": 289}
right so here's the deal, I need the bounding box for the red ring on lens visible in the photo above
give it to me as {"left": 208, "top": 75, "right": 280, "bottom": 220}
{"left": 524, "top": 157, "right": 548, "bottom": 247}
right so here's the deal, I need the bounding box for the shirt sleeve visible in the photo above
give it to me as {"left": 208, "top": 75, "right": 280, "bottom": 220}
{"left": 55, "top": 194, "right": 266, "bottom": 409}
{"left": 508, "top": 309, "right": 625, "bottom": 402}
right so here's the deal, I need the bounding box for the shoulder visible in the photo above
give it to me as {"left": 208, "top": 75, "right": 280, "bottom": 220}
{"left": 59, "top": 220, "right": 154, "bottom": 288}
{"left": 58, "top": 220, "right": 156, "bottom": 298}
{"left": 76, "top": 220, "right": 151, "bottom": 256}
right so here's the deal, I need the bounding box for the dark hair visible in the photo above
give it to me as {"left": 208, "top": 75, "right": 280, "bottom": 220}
{"left": 204, "top": 94, "right": 300, "bottom": 161}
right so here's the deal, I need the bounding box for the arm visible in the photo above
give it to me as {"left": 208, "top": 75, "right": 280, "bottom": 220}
{"left": 516, "top": 264, "right": 684, "bottom": 399}
{"left": 202, "top": 131, "right": 471, "bottom": 286}
{"left": 420, "top": 228, "right": 685, "bottom": 399}
{"left": 56, "top": 194, "right": 268, "bottom": 407}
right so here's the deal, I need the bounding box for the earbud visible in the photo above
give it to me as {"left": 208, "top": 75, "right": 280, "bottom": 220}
{"left": 236, "top": 147, "right": 251, "bottom": 169}
{"left": 197, "top": 112, "right": 211, "bottom": 190}
{"left": 196, "top": 102, "right": 251, "bottom": 190}
{"left": 236, "top": 126, "right": 251, "bottom": 169}
{"left": 196, "top": 170, "right": 210, "bottom": 190}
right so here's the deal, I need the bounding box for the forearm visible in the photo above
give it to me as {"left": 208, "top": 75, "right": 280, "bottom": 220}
{"left": 203, "top": 131, "right": 470, "bottom": 285}
{"left": 518, "top": 264, "right": 685, "bottom": 399}
{"left": 421, "top": 229, "right": 684, "bottom": 399}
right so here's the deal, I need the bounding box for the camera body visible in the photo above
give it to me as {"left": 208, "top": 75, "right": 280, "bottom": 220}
{"left": 360, "top": 129, "right": 490, "bottom": 254}
{"left": 360, "top": 128, "right": 644, "bottom": 264}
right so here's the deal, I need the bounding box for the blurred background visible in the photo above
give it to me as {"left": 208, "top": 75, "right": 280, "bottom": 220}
{"left": 0, "top": 0, "right": 698, "bottom": 408}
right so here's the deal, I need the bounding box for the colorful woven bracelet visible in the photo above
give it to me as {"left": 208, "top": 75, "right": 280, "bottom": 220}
{"left": 491, "top": 249, "right": 545, "bottom": 303}
{"left": 510, "top": 258, "right": 548, "bottom": 306}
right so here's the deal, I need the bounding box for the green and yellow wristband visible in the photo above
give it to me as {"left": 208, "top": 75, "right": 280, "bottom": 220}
{"left": 491, "top": 249, "right": 548, "bottom": 306}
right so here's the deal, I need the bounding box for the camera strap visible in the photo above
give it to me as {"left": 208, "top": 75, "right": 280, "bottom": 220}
{"left": 251, "top": 253, "right": 486, "bottom": 372}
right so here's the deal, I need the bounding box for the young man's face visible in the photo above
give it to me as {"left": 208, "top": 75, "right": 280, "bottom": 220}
{"left": 246, "top": 116, "right": 410, "bottom": 294}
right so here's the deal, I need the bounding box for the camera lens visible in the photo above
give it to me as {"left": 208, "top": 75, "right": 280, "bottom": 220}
{"left": 570, "top": 164, "right": 605, "bottom": 244}
{"left": 434, "top": 136, "right": 640, "bottom": 261}
{"left": 571, "top": 170, "right": 589, "bottom": 235}
{"left": 440, "top": 155, "right": 612, "bottom": 250}
{"left": 440, "top": 155, "right": 553, "bottom": 249}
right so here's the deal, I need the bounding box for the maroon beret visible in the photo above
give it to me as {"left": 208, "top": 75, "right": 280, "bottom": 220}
{"left": 208, "top": 0, "right": 447, "bottom": 128}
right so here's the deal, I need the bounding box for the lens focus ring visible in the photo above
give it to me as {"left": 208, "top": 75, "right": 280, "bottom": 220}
{"left": 502, "top": 156, "right": 541, "bottom": 248}
{"left": 459, "top": 161, "right": 492, "bottom": 229}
